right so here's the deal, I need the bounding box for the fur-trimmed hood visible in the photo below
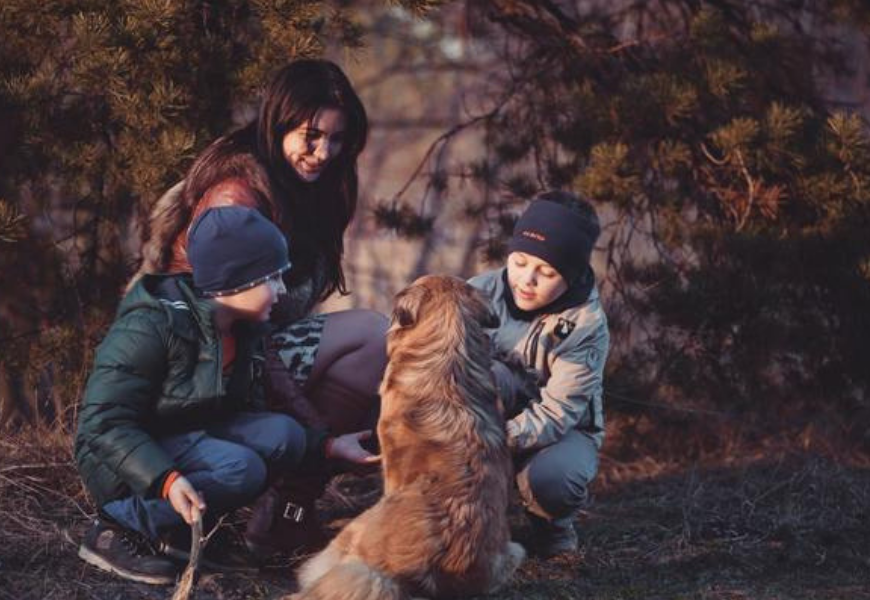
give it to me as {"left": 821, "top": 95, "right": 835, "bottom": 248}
{"left": 135, "top": 141, "right": 278, "bottom": 282}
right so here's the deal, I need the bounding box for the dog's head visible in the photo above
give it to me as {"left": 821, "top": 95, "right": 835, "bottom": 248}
{"left": 390, "top": 275, "right": 499, "bottom": 336}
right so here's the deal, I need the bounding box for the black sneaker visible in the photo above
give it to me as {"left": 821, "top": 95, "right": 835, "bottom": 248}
{"left": 78, "top": 519, "right": 179, "bottom": 585}
{"left": 160, "top": 525, "right": 261, "bottom": 573}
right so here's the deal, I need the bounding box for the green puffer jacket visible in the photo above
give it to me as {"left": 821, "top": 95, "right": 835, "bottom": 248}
{"left": 74, "top": 274, "right": 268, "bottom": 507}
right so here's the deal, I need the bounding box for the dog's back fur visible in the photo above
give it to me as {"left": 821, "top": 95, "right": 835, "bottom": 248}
{"left": 292, "top": 275, "right": 524, "bottom": 599}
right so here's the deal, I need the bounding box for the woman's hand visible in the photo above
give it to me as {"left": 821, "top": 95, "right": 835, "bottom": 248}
{"left": 167, "top": 476, "right": 207, "bottom": 525}
{"left": 326, "top": 430, "right": 381, "bottom": 465}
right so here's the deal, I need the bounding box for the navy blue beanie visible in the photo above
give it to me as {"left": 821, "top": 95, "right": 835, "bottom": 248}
{"left": 507, "top": 194, "right": 601, "bottom": 282}
{"left": 188, "top": 206, "right": 291, "bottom": 297}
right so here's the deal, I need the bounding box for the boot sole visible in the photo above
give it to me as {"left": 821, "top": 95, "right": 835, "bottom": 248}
{"left": 78, "top": 545, "right": 177, "bottom": 585}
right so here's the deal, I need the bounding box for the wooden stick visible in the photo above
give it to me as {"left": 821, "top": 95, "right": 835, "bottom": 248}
{"left": 170, "top": 513, "right": 203, "bottom": 600}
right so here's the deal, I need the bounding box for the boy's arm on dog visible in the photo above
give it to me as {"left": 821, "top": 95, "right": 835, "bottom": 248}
{"left": 507, "top": 325, "right": 609, "bottom": 451}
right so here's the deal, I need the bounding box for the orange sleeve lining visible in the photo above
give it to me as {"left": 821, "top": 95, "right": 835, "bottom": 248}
{"left": 161, "top": 470, "right": 182, "bottom": 499}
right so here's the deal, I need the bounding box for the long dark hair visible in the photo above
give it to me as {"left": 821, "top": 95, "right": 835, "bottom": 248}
{"left": 169, "top": 59, "right": 368, "bottom": 299}
{"left": 256, "top": 59, "right": 368, "bottom": 297}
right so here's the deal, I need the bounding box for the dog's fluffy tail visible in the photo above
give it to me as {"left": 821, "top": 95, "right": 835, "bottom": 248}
{"left": 292, "top": 561, "right": 407, "bottom": 600}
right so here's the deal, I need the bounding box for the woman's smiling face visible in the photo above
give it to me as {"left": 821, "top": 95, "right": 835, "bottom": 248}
{"left": 281, "top": 107, "right": 347, "bottom": 183}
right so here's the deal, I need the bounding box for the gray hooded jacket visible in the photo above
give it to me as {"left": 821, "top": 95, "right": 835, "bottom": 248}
{"left": 469, "top": 268, "right": 609, "bottom": 452}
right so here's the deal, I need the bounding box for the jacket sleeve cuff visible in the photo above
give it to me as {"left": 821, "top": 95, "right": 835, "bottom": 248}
{"left": 160, "top": 470, "right": 182, "bottom": 499}
{"left": 303, "top": 427, "right": 331, "bottom": 464}
{"left": 146, "top": 468, "right": 176, "bottom": 499}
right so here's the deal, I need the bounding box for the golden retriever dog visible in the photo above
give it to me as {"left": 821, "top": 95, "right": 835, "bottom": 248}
{"left": 291, "top": 275, "right": 525, "bottom": 600}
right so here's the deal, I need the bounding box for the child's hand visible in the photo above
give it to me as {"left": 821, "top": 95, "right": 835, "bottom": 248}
{"left": 167, "top": 476, "right": 207, "bottom": 525}
{"left": 326, "top": 430, "right": 381, "bottom": 465}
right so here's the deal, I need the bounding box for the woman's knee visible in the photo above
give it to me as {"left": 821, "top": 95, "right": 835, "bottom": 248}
{"left": 357, "top": 309, "right": 390, "bottom": 337}
{"left": 346, "top": 310, "right": 388, "bottom": 360}
{"left": 326, "top": 309, "right": 388, "bottom": 353}
{"left": 316, "top": 310, "right": 388, "bottom": 393}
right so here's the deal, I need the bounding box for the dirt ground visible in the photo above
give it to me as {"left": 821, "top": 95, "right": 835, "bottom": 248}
{"left": 1, "top": 427, "right": 868, "bottom": 600}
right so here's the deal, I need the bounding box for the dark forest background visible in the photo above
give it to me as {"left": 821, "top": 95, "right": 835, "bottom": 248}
{"left": 2, "top": 0, "right": 869, "bottom": 453}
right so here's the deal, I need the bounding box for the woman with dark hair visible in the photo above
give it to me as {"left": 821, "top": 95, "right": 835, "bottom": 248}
{"left": 134, "top": 59, "right": 387, "bottom": 557}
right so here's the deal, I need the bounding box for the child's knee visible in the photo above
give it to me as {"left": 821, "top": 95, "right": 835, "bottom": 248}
{"left": 262, "top": 414, "right": 307, "bottom": 470}
{"left": 217, "top": 448, "right": 268, "bottom": 499}
{"left": 519, "top": 461, "right": 592, "bottom": 519}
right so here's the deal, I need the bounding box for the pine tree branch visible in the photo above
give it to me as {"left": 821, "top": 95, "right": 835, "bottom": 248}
{"left": 700, "top": 141, "right": 728, "bottom": 166}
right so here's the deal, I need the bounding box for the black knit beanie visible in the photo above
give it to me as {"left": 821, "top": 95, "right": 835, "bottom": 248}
{"left": 188, "top": 206, "right": 291, "bottom": 297}
{"left": 507, "top": 192, "right": 601, "bottom": 282}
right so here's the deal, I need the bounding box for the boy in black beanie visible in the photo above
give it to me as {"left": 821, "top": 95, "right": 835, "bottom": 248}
{"left": 469, "top": 190, "right": 609, "bottom": 558}
{"left": 74, "top": 206, "right": 377, "bottom": 584}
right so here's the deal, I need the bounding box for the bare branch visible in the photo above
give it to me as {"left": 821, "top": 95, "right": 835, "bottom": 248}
{"left": 171, "top": 514, "right": 204, "bottom": 600}
{"left": 390, "top": 92, "right": 513, "bottom": 202}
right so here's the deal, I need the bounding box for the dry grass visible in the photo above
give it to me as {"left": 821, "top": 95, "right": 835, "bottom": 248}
{"left": 1, "top": 420, "right": 869, "bottom": 600}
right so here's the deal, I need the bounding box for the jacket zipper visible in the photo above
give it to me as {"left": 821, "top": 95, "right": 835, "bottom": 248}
{"left": 214, "top": 334, "right": 224, "bottom": 397}
{"left": 523, "top": 317, "right": 548, "bottom": 367}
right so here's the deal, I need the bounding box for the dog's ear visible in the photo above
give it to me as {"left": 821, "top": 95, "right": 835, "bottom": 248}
{"left": 392, "top": 284, "right": 429, "bottom": 329}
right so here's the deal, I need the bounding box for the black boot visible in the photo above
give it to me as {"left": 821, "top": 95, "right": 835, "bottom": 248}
{"left": 243, "top": 475, "right": 329, "bottom": 559}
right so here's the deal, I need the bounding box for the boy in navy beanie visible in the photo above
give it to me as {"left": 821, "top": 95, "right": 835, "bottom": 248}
{"left": 469, "top": 190, "right": 609, "bottom": 558}
{"left": 74, "top": 206, "right": 377, "bottom": 584}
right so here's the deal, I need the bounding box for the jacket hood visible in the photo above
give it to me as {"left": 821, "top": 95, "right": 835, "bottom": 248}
{"left": 120, "top": 273, "right": 214, "bottom": 343}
